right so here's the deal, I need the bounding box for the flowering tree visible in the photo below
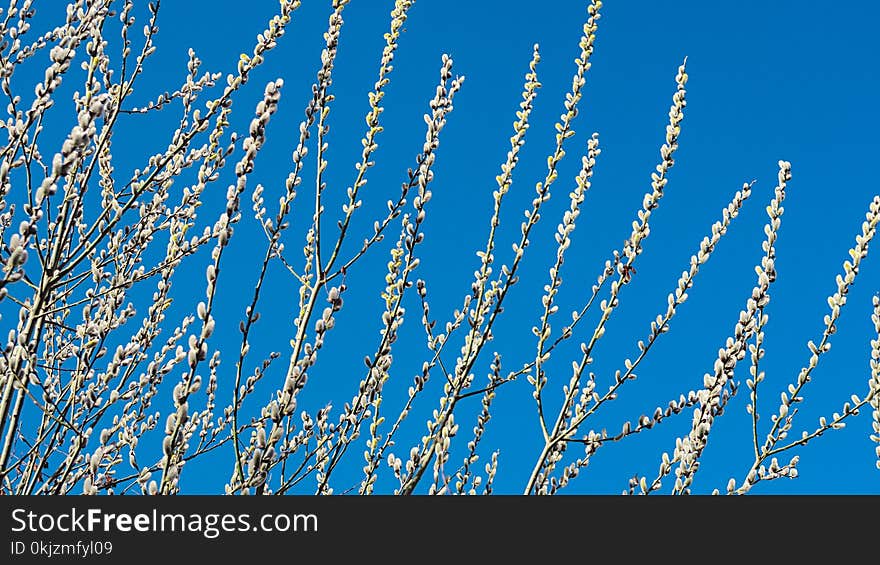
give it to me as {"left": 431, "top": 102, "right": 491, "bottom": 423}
{"left": 0, "top": 0, "right": 876, "bottom": 495}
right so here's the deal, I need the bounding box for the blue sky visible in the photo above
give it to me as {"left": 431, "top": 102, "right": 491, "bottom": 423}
{"left": 15, "top": 0, "right": 880, "bottom": 494}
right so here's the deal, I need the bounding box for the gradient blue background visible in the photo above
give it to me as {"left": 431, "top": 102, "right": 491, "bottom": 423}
{"left": 16, "top": 0, "right": 880, "bottom": 494}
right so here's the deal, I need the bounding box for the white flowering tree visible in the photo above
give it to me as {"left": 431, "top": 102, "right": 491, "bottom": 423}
{"left": 0, "top": 0, "right": 876, "bottom": 495}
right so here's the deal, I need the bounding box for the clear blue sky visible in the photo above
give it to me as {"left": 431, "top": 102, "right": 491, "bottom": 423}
{"left": 22, "top": 0, "right": 880, "bottom": 494}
